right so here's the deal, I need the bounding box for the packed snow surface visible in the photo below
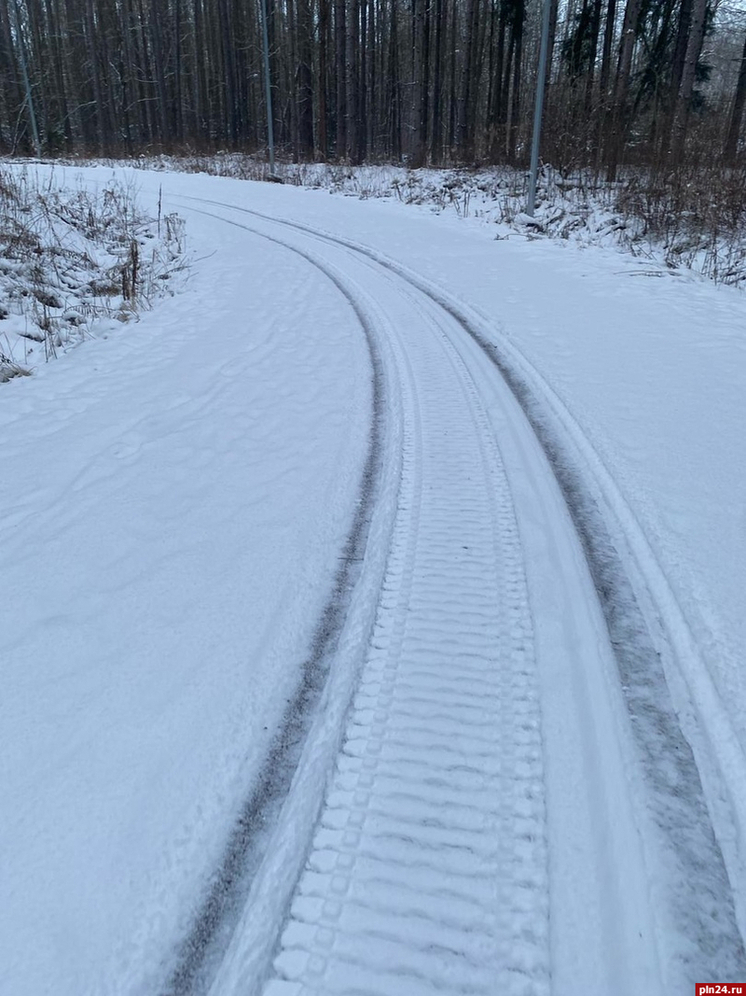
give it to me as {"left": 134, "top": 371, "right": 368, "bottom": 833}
{"left": 1, "top": 164, "right": 745, "bottom": 996}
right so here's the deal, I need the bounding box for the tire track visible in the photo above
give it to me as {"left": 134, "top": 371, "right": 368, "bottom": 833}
{"left": 172, "top": 196, "right": 745, "bottom": 993}
{"left": 159, "top": 219, "right": 397, "bottom": 996}
{"left": 262, "top": 258, "right": 551, "bottom": 996}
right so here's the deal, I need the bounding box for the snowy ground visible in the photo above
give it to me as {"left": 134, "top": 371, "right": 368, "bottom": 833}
{"left": 1, "top": 164, "right": 745, "bottom": 996}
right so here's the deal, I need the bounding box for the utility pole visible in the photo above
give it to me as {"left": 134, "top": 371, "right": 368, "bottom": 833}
{"left": 527, "top": 0, "right": 551, "bottom": 216}
{"left": 260, "top": 0, "right": 276, "bottom": 175}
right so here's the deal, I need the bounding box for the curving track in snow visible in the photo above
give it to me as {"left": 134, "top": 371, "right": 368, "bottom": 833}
{"left": 169, "top": 198, "right": 745, "bottom": 996}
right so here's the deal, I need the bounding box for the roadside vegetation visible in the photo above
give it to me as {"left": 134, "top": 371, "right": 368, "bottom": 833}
{"left": 0, "top": 168, "right": 186, "bottom": 383}
{"left": 88, "top": 153, "right": 746, "bottom": 287}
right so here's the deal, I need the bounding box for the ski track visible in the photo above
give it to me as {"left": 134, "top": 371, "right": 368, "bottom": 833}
{"left": 169, "top": 197, "right": 745, "bottom": 996}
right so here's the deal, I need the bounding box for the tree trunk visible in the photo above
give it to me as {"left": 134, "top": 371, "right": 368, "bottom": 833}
{"left": 724, "top": 31, "right": 746, "bottom": 162}
{"left": 431, "top": 0, "right": 443, "bottom": 162}
{"left": 334, "top": 0, "right": 347, "bottom": 157}
{"left": 670, "top": 0, "right": 707, "bottom": 165}
{"left": 410, "top": 0, "right": 428, "bottom": 165}
{"left": 84, "top": 0, "right": 105, "bottom": 151}
{"left": 507, "top": 0, "right": 523, "bottom": 162}
{"left": 346, "top": 0, "right": 360, "bottom": 161}
{"left": 318, "top": 0, "right": 329, "bottom": 157}
{"left": 458, "top": 0, "right": 478, "bottom": 159}
{"left": 654, "top": 0, "right": 692, "bottom": 164}
{"left": 605, "top": 0, "right": 642, "bottom": 179}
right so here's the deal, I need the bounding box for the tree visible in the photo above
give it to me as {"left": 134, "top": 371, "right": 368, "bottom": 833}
{"left": 0, "top": 0, "right": 737, "bottom": 175}
{"left": 669, "top": 0, "right": 708, "bottom": 163}
{"left": 724, "top": 30, "right": 746, "bottom": 161}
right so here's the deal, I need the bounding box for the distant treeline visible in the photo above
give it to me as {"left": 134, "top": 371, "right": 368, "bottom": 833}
{"left": 1, "top": 0, "right": 745, "bottom": 172}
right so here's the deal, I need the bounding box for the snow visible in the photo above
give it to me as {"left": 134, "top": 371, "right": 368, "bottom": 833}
{"left": 0, "top": 193, "right": 372, "bottom": 995}
{"left": 1, "top": 163, "right": 745, "bottom": 995}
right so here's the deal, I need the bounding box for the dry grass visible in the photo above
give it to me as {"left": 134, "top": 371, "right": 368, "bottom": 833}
{"left": 0, "top": 166, "right": 186, "bottom": 381}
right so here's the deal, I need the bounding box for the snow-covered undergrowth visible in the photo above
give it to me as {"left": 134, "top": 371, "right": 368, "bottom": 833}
{"left": 0, "top": 166, "right": 186, "bottom": 383}
{"left": 85, "top": 153, "right": 746, "bottom": 288}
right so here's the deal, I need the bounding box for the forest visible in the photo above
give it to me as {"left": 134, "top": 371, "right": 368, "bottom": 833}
{"left": 0, "top": 0, "right": 745, "bottom": 178}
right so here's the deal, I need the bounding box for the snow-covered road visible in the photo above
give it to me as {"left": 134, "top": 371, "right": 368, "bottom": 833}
{"left": 2, "top": 167, "right": 745, "bottom": 996}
